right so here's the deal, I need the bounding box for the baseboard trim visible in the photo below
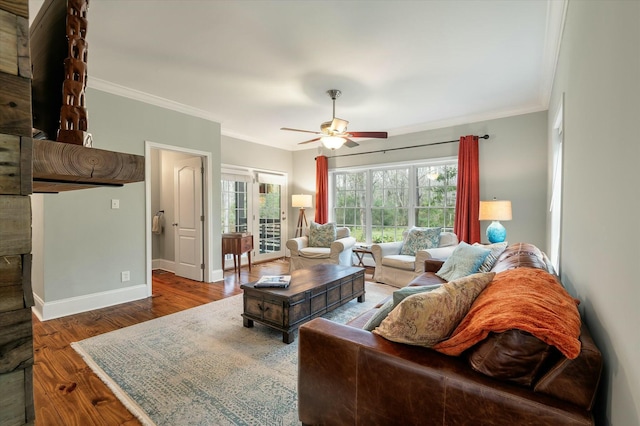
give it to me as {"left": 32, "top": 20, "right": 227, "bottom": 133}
{"left": 152, "top": 258, "right": 175, "bottom": 272}
{"left": 33, "top": 284, "right": 149, "bottom": 321}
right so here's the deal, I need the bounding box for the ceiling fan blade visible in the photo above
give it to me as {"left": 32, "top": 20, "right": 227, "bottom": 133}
{"left": 348, "top": 131, "right": 388, "bottom": 139}
{"left": 298, "top": 137, "right": 322, "bottom": 145}
{"left": 344, "top": 138, "right": 359, "bottom": 148}
{"left": 281, "top": 127, "right": 321, "bottom": 135}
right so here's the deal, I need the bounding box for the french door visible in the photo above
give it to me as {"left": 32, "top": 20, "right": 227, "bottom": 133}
{"left": 221, "top": 168, "right": 287, "bottom": 269}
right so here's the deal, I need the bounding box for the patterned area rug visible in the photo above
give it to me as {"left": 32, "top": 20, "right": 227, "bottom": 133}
{"left": 72, "top": 282, "right": 393, "bottom": 426}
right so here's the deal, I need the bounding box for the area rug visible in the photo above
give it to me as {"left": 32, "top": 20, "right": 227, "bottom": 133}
{"left": 72, "top": 282, "right": 393, "bottom": 426}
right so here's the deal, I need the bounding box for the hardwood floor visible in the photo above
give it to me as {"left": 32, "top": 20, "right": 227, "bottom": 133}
{"left": 32, "top": 259, "right": 290, "bottom": 426}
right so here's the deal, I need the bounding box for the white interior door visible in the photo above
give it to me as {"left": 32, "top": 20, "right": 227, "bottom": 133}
{"left": 174, "top": 156, "right": 204, "bottom": 281}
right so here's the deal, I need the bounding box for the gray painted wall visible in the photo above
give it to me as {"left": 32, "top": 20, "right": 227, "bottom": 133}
{"left": 549, "top": 1, "right": 640, "bottom": 424}
{"left": 33, "top": 88, "right": 221, "bottom": 303}
{"left": 221, "top": 135, "right": 295, "bottom": 239}
{"left": 293, "top": 111, "right": 548, "bottom": 248}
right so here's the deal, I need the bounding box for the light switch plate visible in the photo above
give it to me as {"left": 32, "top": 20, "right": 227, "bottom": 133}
{"left": 111, "top": 199, "right": 119, "bottom": 209}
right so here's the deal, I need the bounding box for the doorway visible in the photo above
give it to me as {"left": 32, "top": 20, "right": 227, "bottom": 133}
{"left": 145, "top": 142, "right": 213, "bottom": 295}
{"left": 221, "top": 167, "right": 287, "bottom": 269}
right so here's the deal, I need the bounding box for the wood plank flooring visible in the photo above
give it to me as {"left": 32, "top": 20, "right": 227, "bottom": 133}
{"left": 32, "top": 259, "right": 290, "bottom": 426}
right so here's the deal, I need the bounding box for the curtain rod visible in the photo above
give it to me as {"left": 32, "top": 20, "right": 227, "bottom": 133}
{"left": 317, "top": 134, "right": 490, "bottom": 159}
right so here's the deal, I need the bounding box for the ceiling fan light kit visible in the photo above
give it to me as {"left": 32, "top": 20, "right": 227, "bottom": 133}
{"left": 321, "top": 136, "right": 346, "bottom": 150}
{"left": 282, "top": 89, "right": 388, "bottom": 149}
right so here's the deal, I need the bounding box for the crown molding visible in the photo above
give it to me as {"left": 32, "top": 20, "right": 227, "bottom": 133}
{"left": 539, "top": 0, "right": 568, "bottom": 108}
{"left": 87, "top": 77, "right": 224, "bottom": 123}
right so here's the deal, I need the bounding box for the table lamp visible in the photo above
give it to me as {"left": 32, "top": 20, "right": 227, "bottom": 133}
{"left": 292, "top": 194, "right": 312, "bottom": 238}
{"left": 479, "top": 199, "right": 512, "bottom": 243}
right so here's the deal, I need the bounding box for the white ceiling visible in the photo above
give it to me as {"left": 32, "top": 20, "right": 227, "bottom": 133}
{"left": 29, "top": 0, "right": 565, "bottom": 151}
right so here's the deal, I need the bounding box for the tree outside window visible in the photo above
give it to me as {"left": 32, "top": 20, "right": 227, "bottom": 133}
{"left": 332, "top": 159, "right": 457, "bottom": 243}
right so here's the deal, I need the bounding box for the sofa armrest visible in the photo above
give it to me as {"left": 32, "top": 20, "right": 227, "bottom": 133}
{"left": 285, "top": 236, "right": 308, "bottom": 256}
{"left": 330, "top": 236, "right": 357, "bottom": 264}
{"left": 424, "top": 258, "right": 445, "bottom": 273}
{"left": 330, "top": 236, "right": 356, "bottom": 254}
{"left": 370, "top": 241, "right": 403, "bottom": 267}
{"left": 414, "top": 245, "right": 456, "bottom": 273}
{"left": 534, "top": 323, "right": 603, "bottom": 411}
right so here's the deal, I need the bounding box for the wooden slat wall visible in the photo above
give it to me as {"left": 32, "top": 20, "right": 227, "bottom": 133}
{"left": 0, "top": 0, "right": 34, "bottom": 425}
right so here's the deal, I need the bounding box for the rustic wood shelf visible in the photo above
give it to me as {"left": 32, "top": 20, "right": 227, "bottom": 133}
{"left": 32, "top": 139, "right": 145, "bottom": 193}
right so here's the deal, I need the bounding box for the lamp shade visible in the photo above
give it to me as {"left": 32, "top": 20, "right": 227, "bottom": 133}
{"left": 479, "top": 200, "right": 512, "bottom": 221}
{"left": 321, "top": 136, "right": 346, "bottom": 150}
{"left": 292, "top": 194, "right": 312, "bottom": 208}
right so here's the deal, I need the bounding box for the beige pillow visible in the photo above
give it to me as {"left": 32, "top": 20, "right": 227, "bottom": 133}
{"left": 373, "top": 272, "right": 495, "bottom": 347}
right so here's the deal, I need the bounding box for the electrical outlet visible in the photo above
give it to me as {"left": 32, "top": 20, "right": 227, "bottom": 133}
{"left": 111, "top": 199, "right": 120, "bottom": 209}
{"left": 121, "top": 271, "right": 130, "bottom": 282}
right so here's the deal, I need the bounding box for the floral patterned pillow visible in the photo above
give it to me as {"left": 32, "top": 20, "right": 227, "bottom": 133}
{"left": 373, "top": 272, "right": 495, "bottom": 347}
{"left": 309, "top": 221, "right": 337, "bottom": 247}
{"left": 400, "top": 227, "right": 442, "bottom": 256}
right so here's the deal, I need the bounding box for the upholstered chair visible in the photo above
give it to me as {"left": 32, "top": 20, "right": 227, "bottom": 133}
{"left": 371, "top": 230, "right": 459, "bottom": 287}
{"left": 286, "top": 227, "right": 356, "bottom": 272}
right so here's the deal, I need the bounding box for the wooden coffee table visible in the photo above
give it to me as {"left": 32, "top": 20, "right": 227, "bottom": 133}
{"left": 241, "top": 264, "right": 365, "bottom": 343}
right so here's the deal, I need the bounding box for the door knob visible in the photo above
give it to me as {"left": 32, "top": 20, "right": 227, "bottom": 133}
{"left": 172, "top": 223, "right": 178, "bottom": 226}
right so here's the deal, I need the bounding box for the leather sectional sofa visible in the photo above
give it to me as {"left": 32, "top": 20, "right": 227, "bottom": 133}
{"left": 298, "top": 243, "right": 602, "bottom": 425}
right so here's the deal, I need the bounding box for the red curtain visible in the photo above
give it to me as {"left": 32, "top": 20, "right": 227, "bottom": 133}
{"left": 315, "top": 155, "right": 329, "bottom": 224}
{"left": 454, "top": 135, "right": 481, "bottom": 243}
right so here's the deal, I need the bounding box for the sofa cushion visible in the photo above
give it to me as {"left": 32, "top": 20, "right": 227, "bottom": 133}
{"left": 309, "top": 221, "right": 336, "bottom": 247}
{"left": 436, "top": 242, "right": 491, "bottom": 281}
{"left": 474, "top": 241, "right": 508, "bottom": 272}
{"left": 381, "top": 255, "right": 415, "bottom": 271}
{"left": 466, "top": 329, "right": 560, "bottom": 387}
{"left": 373, "top": 272, "right": 495, "bottom": 347}
{"left": 299, "top": 247, "right": 331, "bottom": 258}
{"left": 363, "top": 284, "right": 443, "bottom": 331}
{"left": 400, "top": 227, "right": 441, "bottom": 256}
{"left": 491, "top": 242, "right": 547, "bottom": 273}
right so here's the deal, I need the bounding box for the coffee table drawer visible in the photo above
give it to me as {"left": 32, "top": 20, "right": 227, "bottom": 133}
{"left": 244, "top": 296, "right": 284, "bottom": 326}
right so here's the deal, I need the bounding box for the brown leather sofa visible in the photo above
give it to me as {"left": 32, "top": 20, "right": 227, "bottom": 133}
{"left": 298, "top": 243, "right": 602, "bottom": 425}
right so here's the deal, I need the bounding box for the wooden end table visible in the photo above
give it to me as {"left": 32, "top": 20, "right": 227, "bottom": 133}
{"left": 353, "top": 246, "right": 374, "bottom": 268}
{"left": 222, "top": 233, "right": 253, "bottom": 277}
{"left": 241, "top": 264, "right": 365, "bottom": 343}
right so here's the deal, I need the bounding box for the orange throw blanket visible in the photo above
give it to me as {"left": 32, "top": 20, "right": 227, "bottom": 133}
{"left": 433, "top": 268, "right": 582, "bottom": 359}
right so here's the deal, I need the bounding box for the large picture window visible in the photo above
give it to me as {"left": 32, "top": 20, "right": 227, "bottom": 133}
{"left": 331, "top": 159, "right": 457, "bottom": 243}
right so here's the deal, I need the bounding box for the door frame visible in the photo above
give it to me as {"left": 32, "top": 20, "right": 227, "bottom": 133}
{"left": 221, "top": 164, "right": 289, "bottom": 265}
{"left": 145, "top": 141, "right": 214, "bottom": 296}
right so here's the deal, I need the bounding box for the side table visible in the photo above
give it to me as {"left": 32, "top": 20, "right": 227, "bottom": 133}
{"left": 222, "top": 234, "right": 253, "bottom": 276}
{"left": 353, "top": 246, "right": 375, "bottom": 268}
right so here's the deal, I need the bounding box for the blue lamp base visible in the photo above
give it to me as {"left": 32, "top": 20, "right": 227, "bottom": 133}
{"left": 486, "top": 220, "right": 507, "bottom": 243}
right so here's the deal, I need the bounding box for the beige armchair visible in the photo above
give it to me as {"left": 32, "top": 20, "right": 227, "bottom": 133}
{"left": 286, "top": 227, "right": 357, "bottom": 272}
{"left": 371, "top": 231, "right": 458, "bottom": 287}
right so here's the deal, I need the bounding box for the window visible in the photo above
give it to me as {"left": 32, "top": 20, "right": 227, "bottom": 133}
{"left": 332, "top": 159, "right": 457, "bottom": 243}
{"left": 415, "top": 164, "right": 457, "bottom": 230}
{"left": 221, "top": 173, "right": 250, "bottom": 234}
{"left": 334, "top": 172, "right": 367, "bottom": 241}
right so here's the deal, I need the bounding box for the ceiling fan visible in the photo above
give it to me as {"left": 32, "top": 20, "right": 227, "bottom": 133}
{"left": 281, "top": 89, "right": 388, "bottom": 150}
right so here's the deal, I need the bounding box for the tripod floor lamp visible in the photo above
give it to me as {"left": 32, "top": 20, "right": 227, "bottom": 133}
{"left": 292, "top": 194, "right": 312, "bottom": 238}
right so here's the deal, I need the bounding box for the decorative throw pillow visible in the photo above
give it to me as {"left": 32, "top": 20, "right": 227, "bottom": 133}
{"left": 308, "top": 221, "right": 337, "bottom": 247}
{"left": 373, "top": 272, "right": 495, "bottom": 347}
{"left": 473, "top": 242, "right": 508, "bottom": 272}
{"left": 436, "top": 241, "right": 491, "bottom": 281}
{"left": 400, "top": 227, "right": 442, "bottom": 256}
{"left": 363, "top": 284, "right": 442, "bottom": 331}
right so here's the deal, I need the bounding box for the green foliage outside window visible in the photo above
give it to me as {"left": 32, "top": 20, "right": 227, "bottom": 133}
{"left": 333, "top": 161, "right": 457, "bottom": 243}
